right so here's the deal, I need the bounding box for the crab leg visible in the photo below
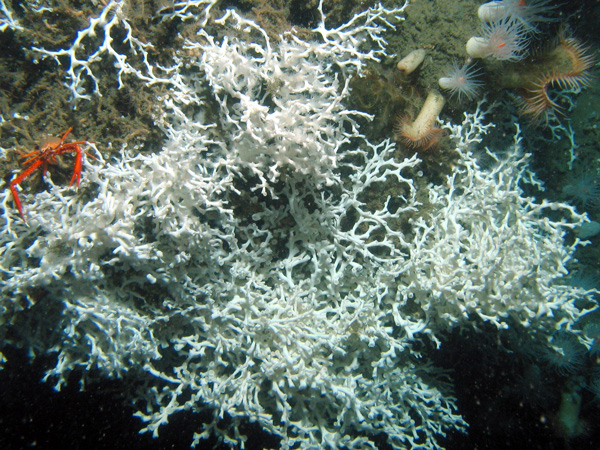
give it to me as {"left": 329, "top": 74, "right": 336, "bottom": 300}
{"left": 10, "top": 158, "right": 45, "bottom": 222}
{"left": 60, "top": 127, "right": 73, "bottom": 142}
{"left": 68, "top": 144, "right": 83, "bottom": 187}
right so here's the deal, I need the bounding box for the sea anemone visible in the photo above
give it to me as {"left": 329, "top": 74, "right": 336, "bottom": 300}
{"left": 394, "top": 91, "right": 445, "bottom": 151}
{"left": 520, "top": 34, "right": 595, "bottom": 121}
{"left": 568, "top": 268, "right": 600, "bottom": 291}
{"left": 438, "top": 62, "right": 483, "bottom": 101}
{"left": 467, "top": 16, "right": 530, "bottom": 61}
{"left": 542, "top": 332, "right": 586, "bottom": 376}
{"left": 562, "top": 169, "right": 600, "bottom": 211}
{"left": 589, "top": 371, "right": 600, "bottom": 400}
{"left": 479, "top": 0, "right": 556, "bottom": 33}
{"left": 583, "top": 322, "right": 600, "bottom": 356}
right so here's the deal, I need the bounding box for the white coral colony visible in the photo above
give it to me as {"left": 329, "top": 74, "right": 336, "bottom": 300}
{"left": 0, "top": 1, "right": 596, "bottom": 449}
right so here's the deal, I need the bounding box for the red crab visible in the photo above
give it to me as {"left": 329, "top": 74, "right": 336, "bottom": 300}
{"left": 9, "top": 127, "right": 90, "bottom": 222}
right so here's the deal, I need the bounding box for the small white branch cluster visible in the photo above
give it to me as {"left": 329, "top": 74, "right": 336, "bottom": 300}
{"left": 29, "top": 0, "right": 209, "bottom": 102}
{"left": 1, "top": 3, "right": 596, "bottom": 450}
{"left": 399, "top": 106, "right": 593, "bottom": 342}
{"left": 154, "top": 0, "right": 219, "bottom": 26}
{"left": 186, "top": 3, "right": 407, "bottom": 193}
{"left": 0, "top": 0, "right": 23, "bottom": 32}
